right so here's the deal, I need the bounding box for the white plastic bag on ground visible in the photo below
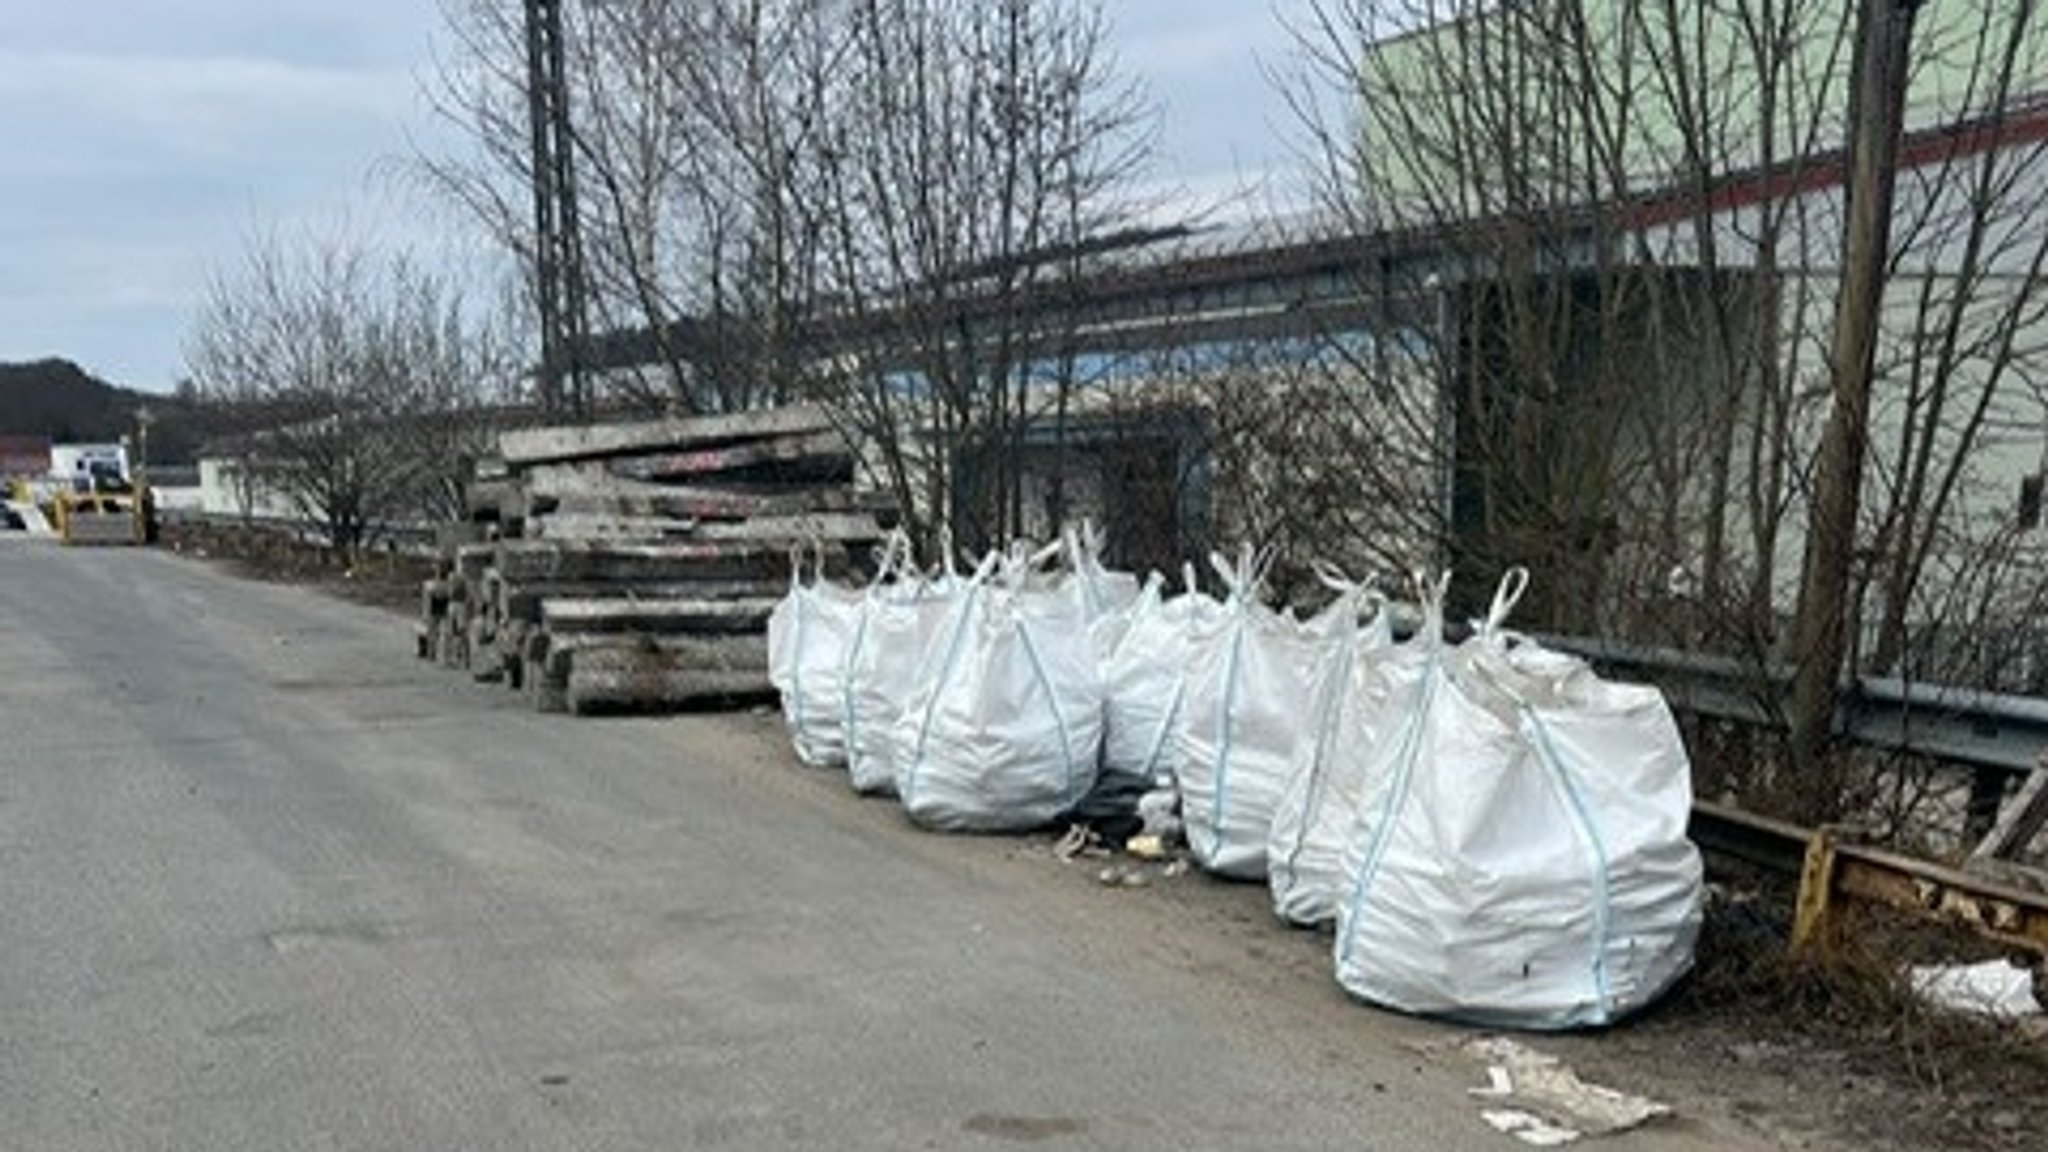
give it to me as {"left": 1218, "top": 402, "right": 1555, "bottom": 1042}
{"left": 1266, "top": 565, "right": 1399, "bottom": 926}
{"left": 766, "top": 542, "right": 865, "bottom": 767}
{"left": 1175, "top": 547, "right": 1335, "bottom": 880}
{"left": 840, "top": 534, "right": 958, "bottom": 796}
{"left": 1333, "top": 570, "right": 1704, "bottom": 1029}
{"left": 893, "top": 545, "right": 1105, "bottom": 832}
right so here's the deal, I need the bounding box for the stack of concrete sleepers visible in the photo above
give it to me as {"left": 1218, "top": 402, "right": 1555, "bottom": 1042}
{"left": 416, "top": 404, "right": 891, "bottom": 714}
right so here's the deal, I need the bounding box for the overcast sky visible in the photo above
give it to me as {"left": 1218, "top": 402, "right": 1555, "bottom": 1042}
{"left": 0, "top": 2, "right": 1318, "bottom": 393}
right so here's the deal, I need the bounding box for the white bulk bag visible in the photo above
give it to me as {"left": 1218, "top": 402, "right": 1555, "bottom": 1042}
{"left": 1333, "top": 570, "right": 1704, "bottom": 1029}
{"left": 840, "top": 535, "right": 958, "bottom": 796}
{"left": 893, "top": 546, "right": 1105, "bottom": 832}
{"left": 766, "top": 543, "right": 866, "bottom": 767}
{"left": 1265, "top": 566, "right": 1400, "bottom": 926}
{"left": 1100, "top": 565, "right": 1218, "bottom": 786}
{"left": 1175, "top": 547, "right": 1332, "bottom": 879}
{"left": 1057, "top": 520, "right": 1142, "bottom": 657}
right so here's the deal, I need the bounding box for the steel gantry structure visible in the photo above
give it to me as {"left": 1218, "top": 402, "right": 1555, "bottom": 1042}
{"left": 525, "top": 0, "right": 592, "bottom": 416}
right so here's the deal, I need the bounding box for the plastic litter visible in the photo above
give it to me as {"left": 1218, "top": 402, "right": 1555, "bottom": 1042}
{"left": 1907, "top": 959, "right": 2043, "bottom": 1020}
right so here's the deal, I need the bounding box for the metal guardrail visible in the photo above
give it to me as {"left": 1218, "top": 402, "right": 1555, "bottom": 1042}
{"left": 1543, "top": 634, "right": 2048, "bottom": 782}
{"left": 1559, "top": 638, "right": 2048, "bottom": 958}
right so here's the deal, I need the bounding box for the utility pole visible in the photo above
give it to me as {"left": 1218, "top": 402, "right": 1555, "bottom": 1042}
{"left": 1785, "top": 0, "right": 1922, "bottom": 821}
{"left": 525, "top": 0, "right": 592, "bottom": 417}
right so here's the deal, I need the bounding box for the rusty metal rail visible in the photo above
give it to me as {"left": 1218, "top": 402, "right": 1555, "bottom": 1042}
{"left": 1691, "top": 801, "right": 2048, "bottom": 959}
{"left": 1688, "top": 800, "right": 1810, "bottom": 875}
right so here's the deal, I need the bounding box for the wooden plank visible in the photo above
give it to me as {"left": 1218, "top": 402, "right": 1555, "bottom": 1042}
{"left": 518, "top": 463, "right": 671, "bottom": 500}
{"left": 436, "top": 521, "right": 488, "bottom": 551}
{"left": 528, "top": 510, "right": 884, "bottom": 544}
{"left": 529, "top": 513, "right": 702, "bottom": 541}
{"left": 1971, "top": 764, "right": 2048, "bottom": 862}
{"left": 694, "top": 512, "right": 886, "bottom": 543}
{"left": 498, "top": 404, "right": 834, "bottom": 466}
{"left": 542, "top": 632, "right": 769, "bottom": 681}
{"left": 537, "top": 486, "right": 894, "bottom": 521}
{"left": 494, "top": 620, "right": 531, "bottom": 688}
{"left": 468, "top": 617, "right": 504, "bottom": 683}
{"left": 454, "top": 543, "right": 495, "bottom": 579}
{"left": 523, "top": 630, "right": 566, "bottom": 712}
{"left": 421, "top": 579, "right": 451, "bottom": 618}
{"left": 540, "top": 596, "right": 780, "bottom": 636}
{"left": 491, "top": 539, "right": 788, "bottom": 583}
{"left": 603, "top": 429, "right": 852, "bottom": 482}
{"left": 566, "top": 670, "right": 774, "bottom": 714}
{"left": 438, "top": 620, "right": 469, "bottom": 671}
{"left": 527, "top": 661, "right": 568, "bottom": 713}
{"left": 465, "top": 476, "right": 515, "bottom": 519}
{"left": 565, "top": 644, "right": 774, "bottom": 715}
{"left": 497, "top": 578, "right": 788, "bottom": 623}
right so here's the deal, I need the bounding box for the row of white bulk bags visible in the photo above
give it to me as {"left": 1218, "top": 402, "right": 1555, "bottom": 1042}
{"left": 1330, "top": 570, "right": 1704, "bottom": 1030}
{"left": 769, "top": 525, "right": 1132, "bottom": 830}
{"left": 773, "top": 535, "right": 1703, "bottom": 1030}
{"left": 765, "top": 530, "right": 959, "bottom": 791}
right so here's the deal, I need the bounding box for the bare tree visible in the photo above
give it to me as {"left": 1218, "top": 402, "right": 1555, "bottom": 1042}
{"left": 798, "top": 0, "right": 1156, "bottom": 551}
{"left": 185, "top": 230, "right": 518, "bottom": 557}
{"left": 417, "top": 0, "right": 1156, "bottom": 545}
{"left": 418, "top": 0, "right": 840, "bottom": 413}
{"left": 1287, "top": 0, "right": 2048, "bottom": 821}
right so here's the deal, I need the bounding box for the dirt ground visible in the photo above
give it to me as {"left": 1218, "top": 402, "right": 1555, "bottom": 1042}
{"left": 975, "top": 828, "right": 2047, "bottom": 1152}
{"left": 151, "top": 523, "right": 2047, "bottom": 1152}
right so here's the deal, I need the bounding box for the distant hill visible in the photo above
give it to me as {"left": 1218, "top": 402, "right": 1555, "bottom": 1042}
{"left": 0, "top": 358, "right": 207, "bottom": 464}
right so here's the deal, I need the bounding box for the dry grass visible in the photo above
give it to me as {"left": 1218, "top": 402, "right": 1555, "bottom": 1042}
{"left": 160, "top": 519, "right": 433, "bottom": 613}
{"left": 1619, "top": 879, "right": 2048, "bottom": 1151}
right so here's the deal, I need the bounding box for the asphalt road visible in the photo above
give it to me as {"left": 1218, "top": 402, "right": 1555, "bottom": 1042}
{"left": 0, "top": 543, "right": 1784, "bottom": 1151}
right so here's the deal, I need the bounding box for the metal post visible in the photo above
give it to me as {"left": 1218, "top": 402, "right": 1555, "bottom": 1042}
{"left": 525, "top": 0, "right": 591, "bottom": 417}
{"left": 1785, "top": 0, "right": 1922, "bottom": 816}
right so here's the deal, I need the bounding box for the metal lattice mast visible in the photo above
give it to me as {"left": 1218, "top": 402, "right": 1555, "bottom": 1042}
{"left": 525, "top": 0, "right": 591, "bottom": 416}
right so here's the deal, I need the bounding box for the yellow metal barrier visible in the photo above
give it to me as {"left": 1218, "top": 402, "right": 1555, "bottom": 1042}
{"left": 54, "top": 490, "right": 145, "bottom": 546}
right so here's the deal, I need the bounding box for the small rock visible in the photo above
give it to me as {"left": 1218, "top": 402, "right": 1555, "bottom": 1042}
{"left": 1119, "top": 870, "right": 1151, "bottom": 889}
{"left": 539, "top": 1073, "right": 569, "bottom": 1087}
{"left": 1988, "top": 1110, "right": 2021, "bottom": 1131}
